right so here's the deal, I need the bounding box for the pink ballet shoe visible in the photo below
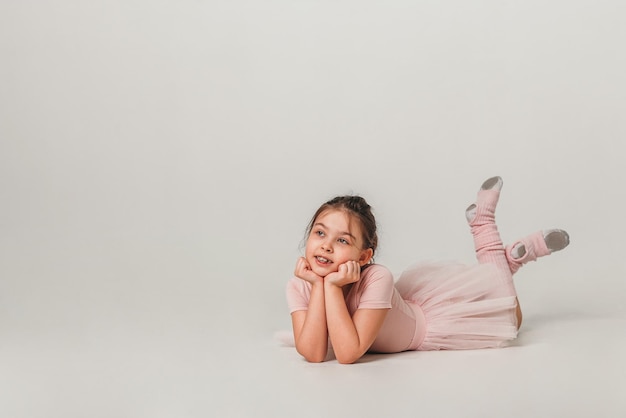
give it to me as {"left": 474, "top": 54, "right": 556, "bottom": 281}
{"left": 465, "top": 176, "right": 503, "bottom": 224}
{"left": 506, "top": 229, "right": 570, "bottom": 273}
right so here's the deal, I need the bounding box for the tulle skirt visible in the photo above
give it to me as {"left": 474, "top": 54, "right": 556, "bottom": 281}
{"left": 396, "top": 261, "right": 519, "bottom": 351}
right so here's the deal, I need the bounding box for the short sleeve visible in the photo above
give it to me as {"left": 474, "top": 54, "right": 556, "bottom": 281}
{"left": 286, "top": 277, "right": 312, "bottom": 313}
{"left": 354, "top": 265, "right": 394, "bottom": 310}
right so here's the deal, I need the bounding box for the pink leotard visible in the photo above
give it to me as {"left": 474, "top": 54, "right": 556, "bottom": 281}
{"left": 286, "top": 264, "right": 427, "bottom": 353}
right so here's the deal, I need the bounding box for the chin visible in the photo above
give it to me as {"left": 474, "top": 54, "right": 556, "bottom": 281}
{"left": 312, "top": 267, "right": 331, "bottom": 278}
{"left": 310, "top": 264, "right": 336, "bottom": 278}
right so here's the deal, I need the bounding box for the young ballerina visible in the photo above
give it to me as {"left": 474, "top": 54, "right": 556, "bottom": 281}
{"left": 285, "top": 176, "right": 570, "bottom": 364}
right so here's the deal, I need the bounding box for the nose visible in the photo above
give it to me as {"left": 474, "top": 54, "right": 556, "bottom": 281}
{"left": 321, "top": 240, "right": 333, "bottom": 253}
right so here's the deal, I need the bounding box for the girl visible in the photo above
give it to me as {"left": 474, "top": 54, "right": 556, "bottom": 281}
{"left": 285, "top": 176, "right": 570, "bottom": 364}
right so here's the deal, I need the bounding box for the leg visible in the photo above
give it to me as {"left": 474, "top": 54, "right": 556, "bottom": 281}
{"left": 465, "top": 176, "right": 514, "bottom": 289}
{"left": 466, "top": 177, "right": 522, "bottom": 326}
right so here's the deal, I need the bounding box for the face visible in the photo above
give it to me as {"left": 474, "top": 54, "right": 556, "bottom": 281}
{"left": 304, "top": 209, "right": 373, "bottom": 277}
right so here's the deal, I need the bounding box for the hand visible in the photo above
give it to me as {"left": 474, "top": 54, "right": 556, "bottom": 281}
{"left": 294, "top": 257, "right": 324, "bottom": 285}
{"left": 324, "top": 261, "right": 361, "bottom": 288}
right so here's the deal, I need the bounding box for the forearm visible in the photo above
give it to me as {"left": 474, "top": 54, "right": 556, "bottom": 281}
{"left": 293, "top": 282, "right": 328, "bottom": 362}
{"left": 324, "top": 283, "right": 364, "bottom": 364}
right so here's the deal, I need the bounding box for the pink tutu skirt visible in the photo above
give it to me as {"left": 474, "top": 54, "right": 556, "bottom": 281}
{"left": 396, "top": 261, "right": 519, "bottom": 351}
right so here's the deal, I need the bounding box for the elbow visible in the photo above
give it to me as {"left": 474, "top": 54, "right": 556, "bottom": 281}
{"left": 296, "top": 345, "right": 327, "bottom": 363}
{"left": 335, "top": 352, "right": 361, "bottom": 365}
{"left": 302, "top": 350, "right": 359, "bottom": 364}
{"left": 304, "top": 354, "right": 326, "bottom": 363}
{"left": 301, "top": 351, "right": 327, "bottom": 363}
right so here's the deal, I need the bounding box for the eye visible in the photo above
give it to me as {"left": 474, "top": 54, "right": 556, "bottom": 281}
{"left": 314, "top": 230, "right": 325, "bottom": 237}
{"left": 338, "top": 238, "right": 349, "bottom": 245}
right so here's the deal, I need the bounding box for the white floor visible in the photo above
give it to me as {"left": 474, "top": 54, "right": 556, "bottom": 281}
{"left": 2, "top": 265, "right": 624, "bottom": 418}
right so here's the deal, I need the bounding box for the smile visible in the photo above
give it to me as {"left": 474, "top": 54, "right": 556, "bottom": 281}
{"left": 315, "top": 256, "right": 332, "bottom": 264}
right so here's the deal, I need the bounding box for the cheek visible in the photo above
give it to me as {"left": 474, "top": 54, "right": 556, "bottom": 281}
{"left": 337, "top": 248, "right": 359, "bottom": 261}
{"left": 304, "top": 238, "right": 316, "bottom": 253}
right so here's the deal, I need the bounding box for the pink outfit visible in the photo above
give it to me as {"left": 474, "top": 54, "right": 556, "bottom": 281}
{"left": 285, "top": 186, "right": 536, "bottom": 353}
{"left": 286, "top": 262, "right": 518, "bottom": 352}
{"left": 287, "top": 265, "right": 426, "bottom": 353}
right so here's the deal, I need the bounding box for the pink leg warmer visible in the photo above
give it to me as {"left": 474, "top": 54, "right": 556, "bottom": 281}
{"left": 467, "top": 189, "right": 517, "bottom": 298}
{"left": 505, "top": 231, "right": 552, "bottom": 274}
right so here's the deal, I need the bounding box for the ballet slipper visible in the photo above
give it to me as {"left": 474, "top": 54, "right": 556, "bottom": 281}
{"left": 506, "top": 229, "right": 570, "bottom": 274}
{"left": 465, "top": 176, "right": 503, "bottom": 225}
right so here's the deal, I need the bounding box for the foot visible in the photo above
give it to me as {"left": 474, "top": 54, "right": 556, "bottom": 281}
{"left": 480, "top": 176, "right": 503, "bottom": 192}
{"left": 510, "top": 229, "right": 570, "bottom": 259}
{"left": 507, "top": 229, "right": 570, "bottom": 274}
{"left": 545, "top": 229, "right": 570, "bottom": 252}
{"left": 465, "top": 176, "right": 503, "bottom": 223}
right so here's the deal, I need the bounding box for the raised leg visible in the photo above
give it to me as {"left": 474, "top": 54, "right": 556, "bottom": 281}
{"left": 466, "top": 176, "right": 522, "bottom": 326}
{"left": 465, "top": 177, "right": 514, "bottom": 290}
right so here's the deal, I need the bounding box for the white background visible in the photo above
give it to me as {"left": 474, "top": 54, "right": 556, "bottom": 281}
{"left": 1, "top": 1, "right": 625, "bottom": 417}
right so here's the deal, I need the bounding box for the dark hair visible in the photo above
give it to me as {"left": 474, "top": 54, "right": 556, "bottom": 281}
{"left": 304, "top": 195, "right": 378, "bottom": 262}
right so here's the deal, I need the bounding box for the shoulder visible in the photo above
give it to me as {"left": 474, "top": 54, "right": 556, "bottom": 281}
{"left": 360, "top": 264, "right": 394, "bottom": 284}
{"left": 350, "top": 264, "right": 394, "bottom": 308}
{"left": 355, "top": 264, "right": 394, "bottom": 294}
